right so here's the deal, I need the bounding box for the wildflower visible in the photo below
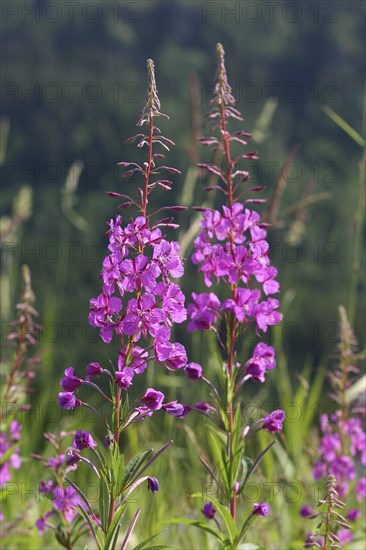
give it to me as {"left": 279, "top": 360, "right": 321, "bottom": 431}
{"left": 252, "top": 502, "right": 271, "bottom": 517}
{"left": 338, "top": 529, "right": 353, "bottom": 545}
{"left": 58, "top": 392, "right": 82, "bottom": 410}
{"left": 262, "top": 410, "right": 285, "bottom": 432}
{"left": 36, "top": 510, "right": 54, "bottom": 535}
{"left": 300, "top": 505, "right": 314, "bottom": 518}
{"left": 245, "top": 343, "right": 276, "bottom": 383}
{"left": 86, "top": 362, "right": 103, "bottom": 379}
{"left": 147, "top": 477, "right": 159, "bottom": 494}
{"left": 0, "top": 421, "right": 21, "bottom": 485}
{"left": 39, "top": 480, "right": 55, "bottom": 494}
{"left": 187, "top": 292, "right": 221, "bottom": 332}
{"left": 202, "top": 502, "right": 216, "bottom": 519}
{"left": 184, "top": 362, "right": 203, "bottom": 380}
{"left": 355, "top": 477, "right": 366, "bottom": 501}
{"left": 163, "top": 402, "right": 191, "bottom": 418}
{"left": 48, "top": 455, "right": 66, "bottom": 469}
{"left": 140, "top": 388, "right": 165, "bottom": 411}
{"left": 60, "top": 367, "right": 83, "bottom": 392}
{"left": 194, "top": 402, "right": 214, "bottom": 413}
{"left": 53, "top": 486, "right": 81, "bottom": 523}
{"left": 66, "top": 450, "right": 81, "bottom": 466}
{"left": 73, "top": 431, "right": 97, "bottom": 451}
{"left": 115, "top": 368, "right": 134, "bottom": 388}
{"left": 347, "top": 508, "right": 361, "bottom": 522}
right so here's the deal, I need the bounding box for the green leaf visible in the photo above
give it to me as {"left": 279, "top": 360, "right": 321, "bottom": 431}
{"left": 103, "top": 503, "right": 127, "bottom": 550}
{"left": 242, "top": 440, "right": 275, "bottom": 488}
{"left": 165, "top": 518, "right": 226, "bottom": 543}
{"left": 323, "top": 106, "right": 365, "bottom": 147}
{"left": 238, "top": 544, "right": 264, "bottom": 549}
{"left": 206, "top": 497, "right": 238, "bottom": 543}
{"left": 132, "top": 532, "right": 161, "bottom": 550}
{"left": 238, "top": 514, "right": 257, "bottom": 544}
{"left": 99, "top": 476, "right": 110, "bottom": 533}
{"left": 235, "top": 455, "right": 249, "bottom": 488}
{"left": 76, "top": 504, "right": 104, "bottom": 550}
{"left": 121, "top": 508, "right": 141, "bottom": 550}
{"left": 121, "top": 450, "right": 152, "bottom": 489}
{"left": 112, "top": 452, "right": 125, "bottom": 499}
{"left": 65, "top": 477, "right": 94, "bottom": 514}
{"left": 208, "top": 431, "right": 229, "bottom": 488}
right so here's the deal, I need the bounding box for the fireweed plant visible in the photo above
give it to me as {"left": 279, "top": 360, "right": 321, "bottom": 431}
{"left": 169, "top": 44, "right": 284, "bottom": 548}
{"left": 51, "top": 59, "right": 191, "bottom": 549}
{"left": 0, "top": 266, "right": 40, "bottom": 526}
{"left": 304, "top": 476, "right": 351, "bottom": 549}
{"left": 302, "top": 306, "right": 366, "bottom": 548}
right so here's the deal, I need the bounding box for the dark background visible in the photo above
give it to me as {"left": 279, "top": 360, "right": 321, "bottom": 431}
{"left": 1, "top": 0, "right": 365, "bottom": 388}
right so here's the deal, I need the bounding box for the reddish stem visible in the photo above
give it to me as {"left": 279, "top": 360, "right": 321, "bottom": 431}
{"left": 142, "top": 110, "right": 154, "bottom": 218}
{"left": 220, "top": 99, "right": 237, "bottom": 521}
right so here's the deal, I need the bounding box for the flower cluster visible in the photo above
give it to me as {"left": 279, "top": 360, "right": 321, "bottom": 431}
{"left": 313, "top": 413, "right": 366, "bottom": 498}
{"left": 58, "top": 60, "right": 190, "bottom": 422}
{"left": 0, "top": 421, "right": 21, "bottom": 486}
{"left": 34, "top": 432, "right": 90, "bottom": 539}
{"left": 179, "top": 44, "right": 284, "bottom": 543}
{"left": 51, "top": 59, "right": 193, "bottom": 549}
{"left": 190, "top": 205, "right": 281, "bottom": 334}
{"left": 303, "top": 306, "right": 365, "bottom": 546}
{"left": 0, "top": 266, "right": 40, "bottom": 524}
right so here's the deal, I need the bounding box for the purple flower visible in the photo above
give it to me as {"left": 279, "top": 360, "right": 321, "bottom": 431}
{"left": 355, "top": 477, "right": 366, "bottom": 501}
{"left": 66, "top": 450, "right": 81, "bottom": 466}
{"left": 195, "top": 402, "right": 214, "bottom": 413}
{"left": 153, "top": 240, "right": 184, "bottom": 279}
{"left": 255, "top": 298, "right": 282, "bottom": 332}
{"left": 319, "top": 433, "right": 342, "bottom": 461}
{"left": 246, "top": 342, "right": 276, "bottom": 383}
{"left": 329, "top": 455, "right": 355, "bottom": 483}
{"left": 58, "top": 392, "right": 82, "bottom": 410}
{"left": 155, "top": 338, "right": 187, "bottom": 369}
{"left": 47, "top": 454, "right": 66, "bottom": 469}
{"left": 147, "top": 476, "right": 159, "bottom": 494}
{"left": 347, "top": 508, "right": 361, "bottom": 522}
{"left": 86, "top": 362, "right": 103, "bottom": 379}
{"left": 36, "top": 510, "right": 54, "bottom": 534}
{"left": 0, "top": 422, "right": 22, "bottom": 486}
{"left": 163, "top": 402, "right": 191, "bottom": 418}
{"left": 60, "top": 367, "right": 83, "bottom": 392}
{"left": 304, "top": 533, "right": 324, "bottom": 548}
{"left": 122, "top": 293, "right": 164, "bottom": 338}
{"left": 89, "top": 293, "right": 123, "bottom": 343}
{"left": 187, "top": 292, "right": 221, "bottom": 332}
{"left": 118, "top": 345, "right": 148, "bottom": 374}
{"left": 140, "top": 388, "right": 165, "bottom": 411}
{"left": 73, "top": 431, "right": 97, "bottom": 451}
{"left": 39, "top": 480, "right": 55, "bottom": 494}
{"left": 313, "top": 460, "right": 327, "bottom": 481}
{"left": 338, "top": 529, "right": 353, "bottom": 545}
{"left": 115, "top": 367, "right": 134, "bottom": 389}
{"left": 252, "top": 501, "right": 271, "bottom": 516}
{"left": 202, "top": 502, "right": 216, "bottom": 519}
{"left": 300, "top": 505, "right": 314, "bottom": 518}
{"left": 222, "top": 288, "right": 259, "bottom": 323}
{"left": 184, "top": 362, "right": 203, "bottom": 380}
{"left": 53, "top": 486, "right": 80, "bottom": 523}
{"left": 262, "top": 410, "right": 285, "bottom": 433}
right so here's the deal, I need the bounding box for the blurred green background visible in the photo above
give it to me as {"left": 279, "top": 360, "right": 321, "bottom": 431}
{"left": 2, "top": 0, "right": 364, "bottom": 371}
{"left": 1, "top": 1, "right": 365, "bottom": 547}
